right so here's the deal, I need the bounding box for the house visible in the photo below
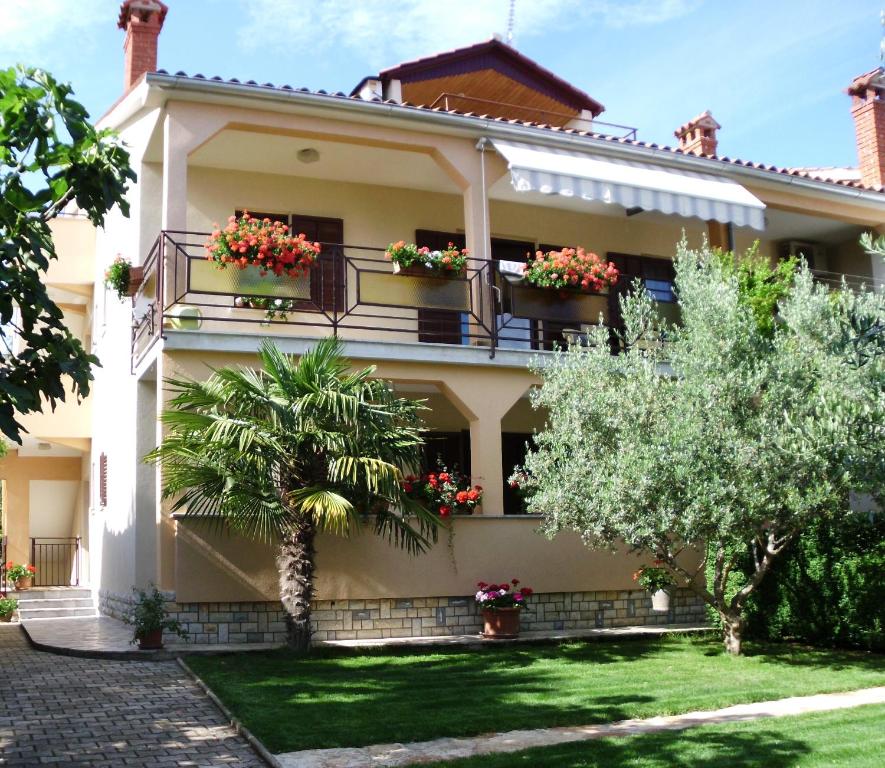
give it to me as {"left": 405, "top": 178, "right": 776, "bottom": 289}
{"left": 2, "top": 1, "right": 883, "bottom": 643}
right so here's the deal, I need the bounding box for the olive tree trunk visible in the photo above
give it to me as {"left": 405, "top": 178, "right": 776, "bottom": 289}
{"left": 277, "top": 516, "right": 317, "bottom": 653}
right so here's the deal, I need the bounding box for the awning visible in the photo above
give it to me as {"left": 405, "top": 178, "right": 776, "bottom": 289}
{"left": 488, "top": 139, "right": 766, "bottom": 230}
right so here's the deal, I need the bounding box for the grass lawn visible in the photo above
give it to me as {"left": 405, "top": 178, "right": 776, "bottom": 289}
{"left": 426, "top": 702, "right": 885, "bottom": 767}
{"left": 186, "top": 636, "right": 885, "bottom": 753}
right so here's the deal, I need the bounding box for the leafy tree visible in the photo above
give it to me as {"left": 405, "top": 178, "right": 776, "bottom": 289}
{"left": 517, "top": 241, "right": 884, "bottom": 654}
{"left": 148, "top": 338, "right": 439, "bottom": 651}
{"left": 0, "top": 66, "right": 135, "bottom": 443}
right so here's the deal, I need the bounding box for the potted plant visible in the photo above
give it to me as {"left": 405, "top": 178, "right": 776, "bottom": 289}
{"left": 4, "top": 562, "right": 36, "bottom": 590}
{"left": 0, "top": 597, "right": 18, "bottom": 623}
{"left": 476, "top": 579, "right": 533, "bottom": 638}
{"left": 104, "top": 255, "right": 144, "bottom": 299}
{"left": 206, "top": 212, "right": 320, "bottom": 277}
{"left": 401, "top": 461, "right": 483, "bottom": 518}
{"left": 122, "top": 585, "right": 188, "bottom": 650}
{"left": 522, "top": 247, "right": 619, "bottom": 295}
{"left": 386, "top": 240, "right": 468, "bottom": 278}
{"left": 633, "top": 562, "right": 676, "bottom": 612}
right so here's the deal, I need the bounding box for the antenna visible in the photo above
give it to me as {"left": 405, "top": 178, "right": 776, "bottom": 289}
{"left": 506, "top": 0, "right": 516, "bottom": 45}
{"left": 881, "top": 9, "right": 885, "bottom": 63}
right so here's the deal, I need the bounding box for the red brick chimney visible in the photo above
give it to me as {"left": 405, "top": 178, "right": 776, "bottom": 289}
{"left": 674, "top": 111, "right": 721, "bottom": 156}
{"left": 847, "top": 67, "right": 885, "bottom": 188}
{"left": 118, "top": 0, "right": 168, "bottom": 92}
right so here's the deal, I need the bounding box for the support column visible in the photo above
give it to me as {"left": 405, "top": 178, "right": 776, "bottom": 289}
{"left": 440, "top": 376, "right": 531, "bottom": 516}
{"left": 872, "top": 225, "right": 885, "bottom": 286}
{"left": 161, "top": 112, "right": 189, "bottom": 232}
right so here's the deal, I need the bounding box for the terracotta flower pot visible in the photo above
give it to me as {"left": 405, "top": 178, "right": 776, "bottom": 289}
{"left": 137, "top": 628, "right": 164, "bottom": 650}
{"left": 0, "top": 613, "right": 13, "bottom": 623}
{"left": 482, "top": 607, "right": 521, "bottom": 638}
{"left": 651, "top": 589, "right": 671, "bottom": 612}
{"left": 14, "top": 576, "right": 32, "bottom": 591}
{"left": 125, "top": 265, "right": 145, "bottom": 297}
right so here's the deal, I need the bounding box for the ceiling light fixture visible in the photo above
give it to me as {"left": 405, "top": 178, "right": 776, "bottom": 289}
{"left": 297, "top": 148, "right": 320, "bottom": 164}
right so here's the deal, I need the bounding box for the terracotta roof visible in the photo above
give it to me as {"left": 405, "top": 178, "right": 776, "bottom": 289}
{"left": 150, "top": 69, "right": 885, "bottom": 196}
{"left": 377, "top": 39, "right": 605, "bottom": 117}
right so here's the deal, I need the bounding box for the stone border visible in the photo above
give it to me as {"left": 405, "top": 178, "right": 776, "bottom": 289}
{"left": 99, "top": 587, "right": 706, "bottom": 645}
{"left": 178, "top": 657, "right": 283, "bottom": 768}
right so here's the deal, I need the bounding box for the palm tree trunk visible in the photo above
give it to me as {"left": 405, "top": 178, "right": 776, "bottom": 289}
{"left": 277, "top": 516, "right": 316, "bottom": 652}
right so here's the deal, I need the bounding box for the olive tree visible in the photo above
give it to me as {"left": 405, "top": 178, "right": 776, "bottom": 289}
{"left": 518, "top": 241, "right": 884, "bottom": 654}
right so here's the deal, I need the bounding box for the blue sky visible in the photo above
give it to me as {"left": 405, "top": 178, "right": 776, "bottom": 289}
{"left": 2, "top": 0, "right": 882, "bottom": 169}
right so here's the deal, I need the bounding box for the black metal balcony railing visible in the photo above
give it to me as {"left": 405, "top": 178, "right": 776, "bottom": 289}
{"left": 131, "top": 231, "right": 616, "bottom": 367}
{"left": 130, "top": 232, "right": 883, "bottom": 369}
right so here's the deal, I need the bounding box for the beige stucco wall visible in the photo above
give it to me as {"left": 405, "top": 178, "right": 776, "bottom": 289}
{"left": 0, "top": 452, "right": 84, "bottom": 565}
{"left": 46, "top": 217, "right": 96, "bottom": 285}
{"left": 174, "top": 516, "right": 701, "bottom": 603}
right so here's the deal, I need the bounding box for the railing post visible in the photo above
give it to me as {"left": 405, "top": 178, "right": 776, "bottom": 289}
{"left": 30, "top": 537, "right": 36, "bottom": 586}
{"left": 75, "top": 536, "right": 81, "bottom": 587}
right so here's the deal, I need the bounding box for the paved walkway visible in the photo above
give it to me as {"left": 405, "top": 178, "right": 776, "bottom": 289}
{"left": 274, "top": 686, "right": 885, "bottom": 768}
{"left": 22, "top": 615, "right": 282, "bottom": 659}
{"left": 0, "top": 624, "right": 266, "bottom": 767}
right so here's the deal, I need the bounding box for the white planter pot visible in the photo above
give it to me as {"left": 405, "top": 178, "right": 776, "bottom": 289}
{"left": 651, "top": 589, "right": 671, "bottom": 612}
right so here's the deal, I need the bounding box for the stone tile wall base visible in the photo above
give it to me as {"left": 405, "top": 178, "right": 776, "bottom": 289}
{"left": 99, "top": 588, "right": 706, "bottom": 645}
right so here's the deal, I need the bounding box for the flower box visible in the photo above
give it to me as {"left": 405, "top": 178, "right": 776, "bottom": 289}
{"left": 482, "top": 607, "right": 521, "bottom": 638}
{"left": 393, "top": 262, "right": 465, "bottom": 279}
{"left": 523, "top": 247, "right": 618, "bottom": 294}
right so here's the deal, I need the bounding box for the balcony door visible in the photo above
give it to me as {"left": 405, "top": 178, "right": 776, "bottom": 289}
{"left": 415, "top": 229, "right": 467, "bottom": 344}
{"left": 291, "top": 215, "right": 345, "bottom": 314}
{"left": 492, "top": 237, "right": 535, "bottom": 349}
{"left": 607, "top": 253, "right": 677, "bottom": 332}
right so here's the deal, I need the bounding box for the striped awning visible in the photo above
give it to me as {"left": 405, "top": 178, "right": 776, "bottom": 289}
{"left": 489, "top": 139, "right": 766, "bottom": 230}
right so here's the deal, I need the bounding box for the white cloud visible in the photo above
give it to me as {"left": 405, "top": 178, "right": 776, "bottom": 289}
{"left": 236, "top": 0, "right": 701, "bottom": 66}
{"left": 0, "top": 0, "right": 106, "bottom": 65}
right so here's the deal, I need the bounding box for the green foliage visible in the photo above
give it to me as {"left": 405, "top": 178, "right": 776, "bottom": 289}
{"left": 122, "top": 585, "right": 187, "bottom": 642}
{"left": 517, "top": 239, "right": 885, "bottom": 650}
{"left": 742, "top": 511, "right": 885, "bottom": 651}
{"left": 103, "top": 255, "right": 133, "bottom": 300}
{"left": 147, "top": 337, "right": 439, "bottom": 552}
{"left": 713, "top": 245, "right": 796, "bottom": 336}
{"left": 0, "top": 66, "right": 135, "bottom": 443}
{"left": 0, "top": 597, "right": 18, "bottom": 617}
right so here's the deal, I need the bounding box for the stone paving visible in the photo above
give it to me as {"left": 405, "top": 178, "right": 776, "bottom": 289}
{"left": 0, "top": 624, "right": 266, "bottom": 767}
{"left": 22, "top": 615, "right": 282, "bottom": 659}
{"left": 274, "top": 686, "right": 885, "bottom": 768}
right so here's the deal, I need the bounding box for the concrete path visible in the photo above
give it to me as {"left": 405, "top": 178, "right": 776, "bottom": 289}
{"left": 22, "top": 615, "right": 282, "bottom": 659}
{"left": 0, "top": 624, "right": 267, "bottom": 767}
{"left": 274, "top": 686, "right": 885, "bottom": 768}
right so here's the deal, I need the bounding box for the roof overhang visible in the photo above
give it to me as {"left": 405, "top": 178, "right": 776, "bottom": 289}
{"left": 487, "top": 138, "right": 767, "bottom": 230}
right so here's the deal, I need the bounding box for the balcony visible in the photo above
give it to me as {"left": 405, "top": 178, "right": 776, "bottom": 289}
{"left": 130, "top": 231, "right": 615, "bottom": 368}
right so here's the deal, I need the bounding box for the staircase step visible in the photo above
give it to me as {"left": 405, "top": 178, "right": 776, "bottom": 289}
{"left": 6, "top": 588, "right": 91, "bottom": 601}
{"left": 14, "top": 598, "right": 95, "bottom": 610}
{"left": 18, "top": 606, "right": 98, "bottom": 620}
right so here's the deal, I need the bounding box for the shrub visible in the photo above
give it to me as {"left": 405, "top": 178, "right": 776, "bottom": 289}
{"left": 740, "top": 511, "right": 885, "bottom": 651}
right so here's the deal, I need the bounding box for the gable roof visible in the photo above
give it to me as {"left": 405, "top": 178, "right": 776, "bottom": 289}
{"left": 375, "top": 38, "right": 605, "bottom": 117}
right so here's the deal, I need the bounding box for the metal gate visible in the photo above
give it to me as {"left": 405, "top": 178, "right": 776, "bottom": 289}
{"left": 29, "top": 537, "right": 81, "bottom": 587}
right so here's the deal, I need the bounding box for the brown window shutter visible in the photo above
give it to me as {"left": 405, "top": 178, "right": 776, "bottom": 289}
{"left": 99, "top": 453, "right": 108, "bottom": 507}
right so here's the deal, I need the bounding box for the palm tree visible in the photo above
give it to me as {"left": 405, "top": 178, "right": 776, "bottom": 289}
{"left": 147, "top": 337, "right": 439, "bottom": 651}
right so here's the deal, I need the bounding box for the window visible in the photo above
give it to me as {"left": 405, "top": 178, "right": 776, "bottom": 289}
{"left": 415, "top": 229, "right": 468, "bottom": 345}
{"left": 421, "top": 431, "right": 471, "bottom": 476}
{"left": 645, "top": 278, "right": 675, "bottom": 303}
{"left": 501, "top": 432, "right": 533, "bottom": 515}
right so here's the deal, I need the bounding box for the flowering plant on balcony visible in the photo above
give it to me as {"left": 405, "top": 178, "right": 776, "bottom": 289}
{"left": 205, "top": 212, "right": 321, "bottom": 278}
{"left": 386, "top": 240, "right": 469, "bottom": 275}
{"left": 401, "top": 461, "right": 483, "bottom": 517}
{"left": 633, "top": 561, "right": 676, "bottom": 593}
{"left": 104, "top": 255, "right": 141, "bottom": 299}
{"left": 3, "top": 562, "right": 36, "bottom": 583}
{"left": 523, "top": 247, "right": 619, "bottom": 293}
{"left": 475, "top": 579, "right": 533, "bottom": 610}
